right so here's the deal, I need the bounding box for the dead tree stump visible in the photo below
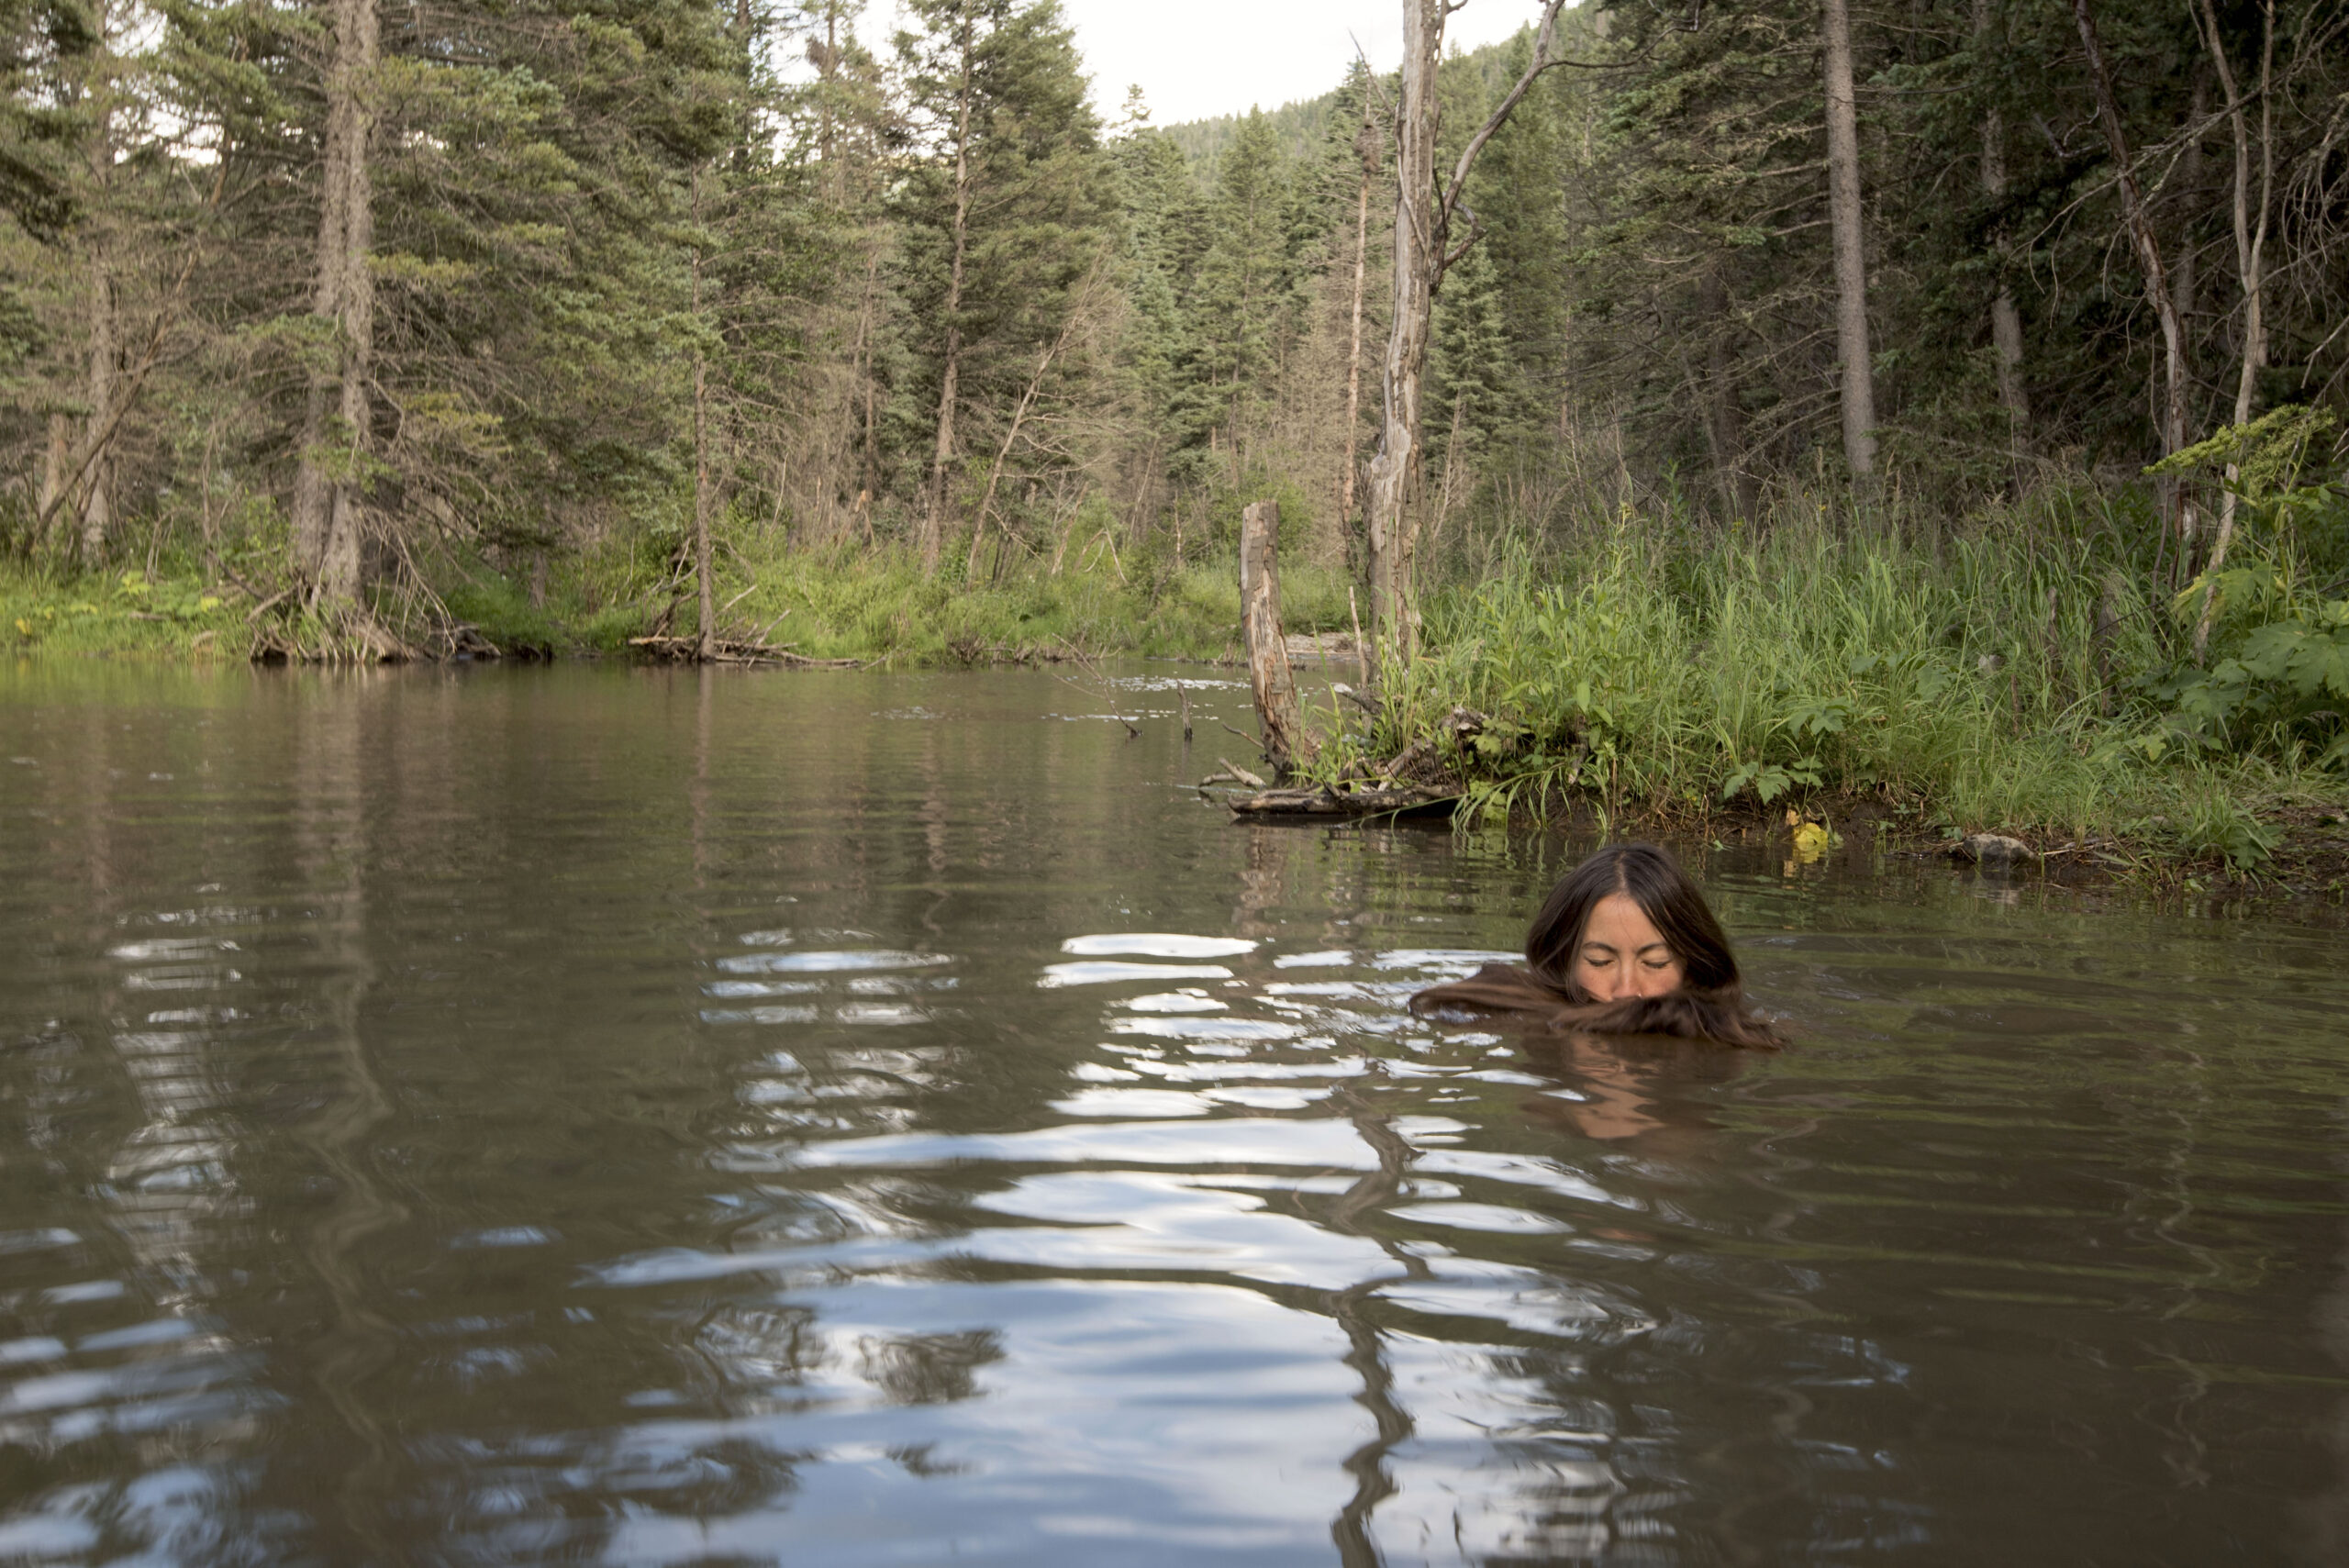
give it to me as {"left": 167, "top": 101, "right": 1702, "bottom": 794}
{"left": 1240, "top": 499, "right": 1312, "bottom": 775}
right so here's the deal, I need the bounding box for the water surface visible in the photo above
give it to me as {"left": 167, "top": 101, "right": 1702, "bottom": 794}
{"left": 3, "top": 662, "right": 2347, "bottom": 1564}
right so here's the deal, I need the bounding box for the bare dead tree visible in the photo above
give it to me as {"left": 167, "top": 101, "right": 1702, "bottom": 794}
{"left": 1337, "top": 93, "right": 1379, "bottom": 539}
{"left": 2069, "top": 0, "right": 2193, "bottom": 542}
{"left": 1364, "top": 0, "right": 1572, "bottom": 654}
{"left": 2192, "top": 0, "right": 2277, "bottom": 661}
{"left": 920, "top": 14, "right": 977, "bottom": 571}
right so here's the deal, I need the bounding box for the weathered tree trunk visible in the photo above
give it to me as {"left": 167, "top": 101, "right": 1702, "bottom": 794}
{"left": 691, "top": 175, "right": 715, "bottom": 661}
{"left": 1240, "top": 500, "right": 1310, "bottom": 775}
{"left": 292, "top": 0, "right": 380, "bottom": 612}
{"left": 1364, "top": 2, "right": 1442, "bottom": 651}
{"left": 1364, "top": 0, "right": 1568, "bottom": 653}
{"left": 79, "top": 261, "right": 114, "bottom": 570}
{"left": 38, "top": 415, "right": 72, "bottom": 547}
{"left": 1974, "top": 0, "right": 2031, "bottom": 462}
{"left": 2173, "top": 66, "right": 2207, "bottom": 364}
{"left": 2193, "top": 0, "right": 2276, "bottom": 662}
{"left": 1821, "top": 0, "right": 1877, "bottom": 482}
{"left": 922, "top": 28, "right": 976, "bottom": 573}
{"left": 1337, "top": 100, "right": 1378, "bottom": 539}
{"left": 2069, "top": 0, "right": 2191, "bottom": 509}
{"left": 77, "top": 54, "right": 117, "bottom": 573}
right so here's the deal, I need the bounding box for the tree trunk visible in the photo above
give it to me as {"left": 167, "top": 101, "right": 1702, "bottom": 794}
{"left": 1364, "top": 0, "right": 1568, "bottom": 654}
{"left": 692, "top": 175, "right": 715, "bottom": 661}
{"left": 78, "top": 260, "right": 114, "bottom": 571}
{"left": 858, "top": 234, "right": 882, "bottom": 533}
{"left": 1364, "top": 0, "right": 1448, "bottom": 652}
{"left": 1337, "top": 99, "right": 1377, "bottom": 544}
{"left": 1240, "top": 500, "right": 1310, "bottom": 775}
{"left": 922, "top": 28, "right": 975, "bottom": 573}
{"left": 1821, "top": 0, "right": 1877, "bottom": 482}
{"left": 292, "top": 0, "right": 380, "bottom": 612}
{"left": 38, "top": 415, "right": 71, "bottom": 549}
{"left": 2173, "top": 66, "right": 2207, "bottom": 364}
{"left": 77, "top": 54, "right": 117, "bottom": 573}
{"left": 1974, "top": 0, "right": 2031, "bottom": 462}
{"left": 2069, "top": 0, "right": 2191, "bottom": 501}
{"left": 2192, "top": 0, "right": 2275, "bottom": 662}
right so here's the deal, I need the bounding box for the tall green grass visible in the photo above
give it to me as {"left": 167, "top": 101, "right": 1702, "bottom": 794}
{"left": 1344, "top": 508, "right": 2326, "bottom": 868}
{"left": 496, "top": 532, "right": 1361, "bottom": 664}
{"left": 10, "top": 488, "right": 2335, "bottom": 872}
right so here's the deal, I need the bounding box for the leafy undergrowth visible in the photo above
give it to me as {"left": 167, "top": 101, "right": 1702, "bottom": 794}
{"left": 1308, "top": 511, "right": 2345, "bottom": 881}
{"left": 3, "top": 567, "right": 250, "bottom": 659}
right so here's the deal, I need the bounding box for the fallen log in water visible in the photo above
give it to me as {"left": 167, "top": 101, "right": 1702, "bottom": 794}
{"left": 628, "top": 635, "right": 862, "bottom": 668}
{"left": 1239, "top": 498, "right": 1312, "bottom": 775}
{"left": 1226, "top": 783, "right": 1458, "bottom": 821}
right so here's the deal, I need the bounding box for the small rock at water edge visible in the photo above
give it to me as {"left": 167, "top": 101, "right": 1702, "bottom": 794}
{"left": 1956, "top": 832, "right": 2035, "bottom": 867}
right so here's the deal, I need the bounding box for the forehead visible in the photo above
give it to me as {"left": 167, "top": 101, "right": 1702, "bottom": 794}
{"left": 1580, "top": 892, "right": 1671, "bottom": 948}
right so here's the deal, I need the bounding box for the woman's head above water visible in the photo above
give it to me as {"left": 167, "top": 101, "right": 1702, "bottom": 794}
{"left": 1408, "top": 841, "right": 1779, "bottom": 1047}
{"left": 1525, "top": 842, "right": 1745, "bottom": 1004}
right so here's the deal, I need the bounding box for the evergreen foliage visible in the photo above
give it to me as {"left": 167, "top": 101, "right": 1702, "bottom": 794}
{"left": 1, "top": 0, "right": 2345, "bottom": 835}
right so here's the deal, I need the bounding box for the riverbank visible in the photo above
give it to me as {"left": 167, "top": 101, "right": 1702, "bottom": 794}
{"left": 1306, "top": 512, "right": 2346, "bottom": 889}
{"left": 2, "top": 542, "right": 1355, "bottom": 665}
{"left": 9, "top": 506, "right": 2345, "bottom": 887}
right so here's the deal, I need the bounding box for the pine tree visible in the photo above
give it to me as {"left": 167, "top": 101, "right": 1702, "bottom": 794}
{"left": 1188, "top": 109, "right": 1289, "bottom": 464}
{"left": 1429, "top": 239, "right": 1512, "bottom": 487}
{"left": 892, "top": 0, "right": 1114, "bottom": 569}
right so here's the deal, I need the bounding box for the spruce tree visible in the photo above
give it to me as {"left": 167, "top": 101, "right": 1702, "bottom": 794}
{"left": 892, "top": 0, "right": 1114, "bottom": 569}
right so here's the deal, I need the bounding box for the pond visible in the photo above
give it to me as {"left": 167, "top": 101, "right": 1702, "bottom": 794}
{"left": 2, "top": 662, "right": 2346, "bottom": 1565}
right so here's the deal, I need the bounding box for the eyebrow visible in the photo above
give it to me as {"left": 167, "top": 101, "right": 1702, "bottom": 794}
{"left": 1579, "top": 939, "right": 1675, "bottom": 957}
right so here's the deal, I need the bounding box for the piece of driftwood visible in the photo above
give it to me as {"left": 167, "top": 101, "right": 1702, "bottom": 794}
{"left": 1239, "top": 499, "right": 1312, "bottom": 774}
{"left": 1228, "top": 784, "right": 1458, "bottom": 820}
{"left": 629, "top": 634, "right": 860, "bottom": 668}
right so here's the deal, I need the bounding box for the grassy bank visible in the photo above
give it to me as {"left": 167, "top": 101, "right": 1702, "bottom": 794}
{"left": 10, "top": 489, "right": 2345, "bottom": 884}
{"left": 4, "top": 567, "right": 251, "bottom": 658}
{"left": 435, "top": 532, "right": 1364, "bottom": 665}
{"left": 1321, "top": 505, "right": 2348, "bottom": 884}
{"left": 1, "top": 539, "right": 1361, "bottom": 664}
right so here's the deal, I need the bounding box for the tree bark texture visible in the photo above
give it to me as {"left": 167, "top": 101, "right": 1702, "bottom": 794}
{"left": 1239, "top": 499, "right": 1310, "bottom": 775}
{"left": 1362, "top": 0, "right": 1442, "bottom": 649}
{"left": 922, "top": 27, "right": 975, "bottom": 573}
{"left": 1821, "top": 0, "right": 1877, "bottom": 481}
{"left": 292, "top": 0, "right": 380, "bottom": 611}
{"left": 1974, "top": 0, "right": 2031, "bottom": 460}
{"left": 692, "top": 173, "right": 715, "bottom": 660}
{"left": 77, "top": 47, "right": 117, "bottom": 572}
{"left": 1337, "top": 100, "right": 1377, "bottom": 538}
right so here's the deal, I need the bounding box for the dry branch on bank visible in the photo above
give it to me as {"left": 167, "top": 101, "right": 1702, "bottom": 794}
{"left": 1226, "top": 783, "right": 1459, "bottom": 821}
{"left": 628, "top": 634, "right": 861, "bottom": 668}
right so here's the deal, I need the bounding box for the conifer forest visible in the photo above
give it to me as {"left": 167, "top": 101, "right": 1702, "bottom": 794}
{"left": 4, "top": 0, "right": 2348, "bottom": 873}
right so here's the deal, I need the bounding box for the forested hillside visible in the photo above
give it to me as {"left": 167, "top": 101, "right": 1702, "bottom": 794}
{"left": 4, "top": 0, "right": 2346, "bottom": 868}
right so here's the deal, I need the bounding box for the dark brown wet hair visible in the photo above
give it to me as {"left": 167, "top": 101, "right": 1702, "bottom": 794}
{"left": 1526, "top": 842, "right": 1741, "bottom": 996}
{"left": 1409, "top": 843, "right": 1783, "bottom": 1049}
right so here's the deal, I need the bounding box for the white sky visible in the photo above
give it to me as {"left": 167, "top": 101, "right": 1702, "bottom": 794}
{"left": 863, "top": 2, "right": 1559, "bottom": 127}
